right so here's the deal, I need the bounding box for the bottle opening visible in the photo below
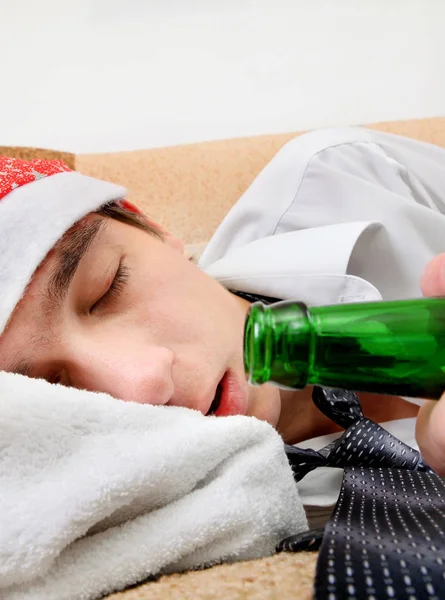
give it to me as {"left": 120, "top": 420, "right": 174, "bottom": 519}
{"left": 244, "top": 302, "right": 273, "bottom": 385}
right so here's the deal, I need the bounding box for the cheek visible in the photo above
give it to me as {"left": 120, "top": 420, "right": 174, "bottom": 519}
{"left": 247, "top": 385, "right": 282, "bottom": 426}
{"left": 128, "top": 249, "right": 240, "bottom": 364}
{"left": 128, "top": 261, "right": 214, "bottom": 344}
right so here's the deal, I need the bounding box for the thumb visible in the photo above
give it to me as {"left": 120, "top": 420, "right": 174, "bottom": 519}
{"left": 416, "top": 398, "right": 445, "bottom": 475}
{"left": 420, "top": 253, "right": 445, "bottom": 297}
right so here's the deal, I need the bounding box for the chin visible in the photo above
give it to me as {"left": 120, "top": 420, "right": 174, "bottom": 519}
{"left": 246, "top": 384, "right": 281, "bottom": 427}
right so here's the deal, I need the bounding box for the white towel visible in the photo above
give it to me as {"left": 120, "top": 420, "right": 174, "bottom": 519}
{"left": 0, "top": 371, "right": 306, "bottom": 600}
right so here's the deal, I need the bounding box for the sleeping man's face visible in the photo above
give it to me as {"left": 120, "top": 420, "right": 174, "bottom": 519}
{"left": 0, "top": 215, "right": 281, "bottom": 426}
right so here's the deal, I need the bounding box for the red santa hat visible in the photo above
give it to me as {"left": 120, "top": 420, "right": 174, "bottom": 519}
{"left": 0, "top": 156, "right": 128, "bottom": 335}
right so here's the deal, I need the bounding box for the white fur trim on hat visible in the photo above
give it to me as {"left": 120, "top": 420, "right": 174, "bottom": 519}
{"left": 0, "top": 171, "right": 127, "bottom": 335}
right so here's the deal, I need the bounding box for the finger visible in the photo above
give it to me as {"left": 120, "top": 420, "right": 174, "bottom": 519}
{"left": 420, "top": 253, "right": 445, "bottom": 297}
{"left": 416, "top": 397, "right": 445, "bottom": 475}
{"left": 417, "top": 255, "right": 445, "bottom": 473}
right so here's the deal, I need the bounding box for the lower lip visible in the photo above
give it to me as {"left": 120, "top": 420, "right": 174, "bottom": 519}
{"left": 214, "top": 370, "right": 248, "bottom": 417}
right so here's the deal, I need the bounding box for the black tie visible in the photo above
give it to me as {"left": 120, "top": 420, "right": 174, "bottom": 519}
{"left": 314, "top": 465, "right": 445, "bottom": 600}
{"left": 279, "top": 388, "right": 445, "bottom": 600}
{"left": 284, "top": 387, "right": 431, "bottom": 482}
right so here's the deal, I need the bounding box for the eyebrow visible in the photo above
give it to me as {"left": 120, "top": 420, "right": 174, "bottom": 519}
{"left": 44, "top": 218, "right": 108, "bottom": 314}
{"left": 7, "top": 218, "right": 108, "bottom": 378}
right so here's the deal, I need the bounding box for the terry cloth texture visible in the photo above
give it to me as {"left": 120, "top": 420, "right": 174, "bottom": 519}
{"left": 0, "top": 371, "right": 306, "bottom": 600}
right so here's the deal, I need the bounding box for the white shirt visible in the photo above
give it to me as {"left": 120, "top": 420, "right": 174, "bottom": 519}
{"left": 199, "top": 127, "right": 445, "bottom": 515}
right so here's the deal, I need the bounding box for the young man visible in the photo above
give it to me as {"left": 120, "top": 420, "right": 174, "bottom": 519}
{"left": 1, "top": 126, "right": 445, "bottom": 493}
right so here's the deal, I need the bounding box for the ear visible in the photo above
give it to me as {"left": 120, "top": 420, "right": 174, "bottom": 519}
{"left": 120, "top": 200, "right": 185, "bottom": 253}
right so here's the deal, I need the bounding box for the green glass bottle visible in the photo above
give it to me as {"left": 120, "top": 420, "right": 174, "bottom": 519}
{"left": 244, "top": 298, "right": 445, "bottom": 399}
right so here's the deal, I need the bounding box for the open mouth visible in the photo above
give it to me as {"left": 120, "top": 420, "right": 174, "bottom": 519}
{"left": 206, "top": 381, "right": 223, "bottom": 415}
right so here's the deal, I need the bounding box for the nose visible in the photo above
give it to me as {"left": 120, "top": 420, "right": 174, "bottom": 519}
{"left": 66, "top": 342, "right": 175, "bottom": 405}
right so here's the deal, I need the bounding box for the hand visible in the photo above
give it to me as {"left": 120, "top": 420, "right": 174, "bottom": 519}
{"left": 416, "top": 254, "right": 445, "bottom": 474}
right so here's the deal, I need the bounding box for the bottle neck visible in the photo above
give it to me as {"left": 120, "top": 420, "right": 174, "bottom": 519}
{"left": 245, "top": 297, "right": 445, "bottom": 399}
{"left": 244, "top": 301, "right": 312, "bottom": 388}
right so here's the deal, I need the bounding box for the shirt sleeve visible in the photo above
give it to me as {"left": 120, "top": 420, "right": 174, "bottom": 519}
{"left": 200, "top": 127, "right": 445, "bottom": 300}
{"left": 276, "top": 134, "right": 445, "bottom": 299}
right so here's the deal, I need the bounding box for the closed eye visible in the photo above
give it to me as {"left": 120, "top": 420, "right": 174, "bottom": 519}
{"left": 90, "top": 260, "right": 130, "bottom": 313}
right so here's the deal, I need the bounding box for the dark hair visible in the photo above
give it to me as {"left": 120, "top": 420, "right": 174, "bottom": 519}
{"left": 96, "top": 202, "right": 196, "bottom": 262}
{"left": 96, "top": 202, "right": 163, "bottom": 239}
